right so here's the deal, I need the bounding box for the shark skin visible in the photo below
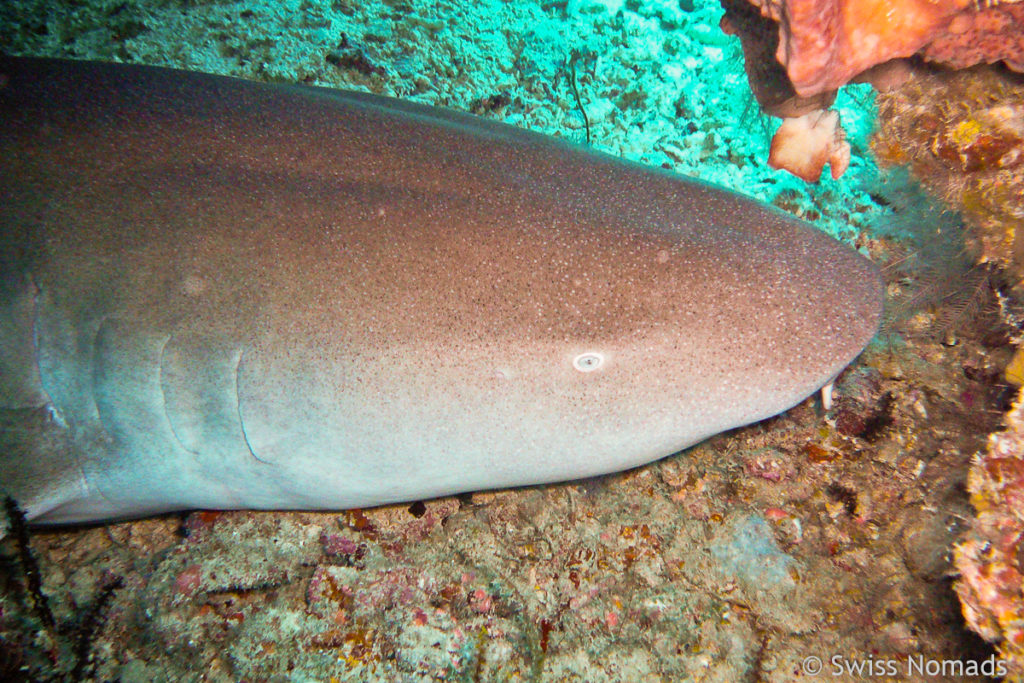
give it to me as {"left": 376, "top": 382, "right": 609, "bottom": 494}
{"left": 0, "top": 56, "right": 883, "bottom": 526}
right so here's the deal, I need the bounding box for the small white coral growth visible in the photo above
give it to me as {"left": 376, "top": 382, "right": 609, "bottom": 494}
{"left": 768, "top": 109, "right": 852, "bottom": 182}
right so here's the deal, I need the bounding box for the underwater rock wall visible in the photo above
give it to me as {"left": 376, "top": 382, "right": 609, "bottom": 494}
{"left": 956, "top": 387, "right": 1024, "bottom": 680}
{"left": 737, "top": 0, "right": 1024, "bottom": 97}
{"left": 872, "top": 67, "right": 1024, "bottom": 291}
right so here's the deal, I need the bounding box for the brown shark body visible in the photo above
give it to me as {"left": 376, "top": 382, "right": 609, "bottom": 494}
{"left": 0, "top": 57, "right": 882, "bottom": 525}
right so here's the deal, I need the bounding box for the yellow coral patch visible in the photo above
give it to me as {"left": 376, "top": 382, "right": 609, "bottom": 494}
{"left": 951, "top": 119, "right": 983, "bottom": 146}
{"left": 1005, "top": 346, "right": 1024, "bottom": 386}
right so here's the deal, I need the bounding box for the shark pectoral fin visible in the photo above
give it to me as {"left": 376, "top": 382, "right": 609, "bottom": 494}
{"left": 0, "top": 404, "right": 92, "bottom": 530}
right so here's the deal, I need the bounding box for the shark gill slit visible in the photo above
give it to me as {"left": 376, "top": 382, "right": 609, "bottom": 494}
{"left": 29, "top": 271, "right": 94, "bottom": 509}
{"left": 157, "top": 333, "right": 198, "bottom": 456}
{"left": 27, "top": 272, "right": 61, "bottom": 420}
{"left": 89, "top": 313, "right": 115, "bottom": 436}
{"left": 233, "top": 347, "right": 269, "bottom": 465}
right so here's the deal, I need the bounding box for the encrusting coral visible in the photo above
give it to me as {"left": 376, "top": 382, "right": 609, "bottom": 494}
{"left": 719, "top": 0, "right": 849, "bottom": 182}
{"left": 740, "top": 0, "right": 1024, "bottom": 98}
{"left": 872, "top": 66, "right": 1024, "bottom": 290}
{"left": 721, "top": 0, "right": 1024, "bottom": 183}
{"left": 955, "top": 386, "right": 1024, "bottom": 680}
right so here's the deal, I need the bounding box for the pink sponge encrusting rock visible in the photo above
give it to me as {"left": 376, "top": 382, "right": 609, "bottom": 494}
{"left": 922, "top": 2, "right": 1024, "bottom": 72}
{"left": 744, "top": 0, "right": 1024, "bottom": 98}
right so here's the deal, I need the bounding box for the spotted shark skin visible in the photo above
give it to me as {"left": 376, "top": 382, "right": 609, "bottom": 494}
{"left": 0, "top": 56, "right": 883, "bottom": 526}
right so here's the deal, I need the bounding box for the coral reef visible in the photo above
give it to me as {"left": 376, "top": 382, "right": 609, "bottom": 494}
{"left": 1, "top": 497, "right": 125, "bottom": 682}
{"left": 955, "top": 387, "right": 1024, "bottom": 679}
{"left": 720, "top": 0, "right": 851, "bottom": 182}
{"left": 720, "top": 0, "right": 1024, "bottom": 182}
{"left": 872, "top": 66, "right": 1024, "bottom": 290}
{"left": 718, "top": 0, "right": 835, "bottom": 118}
{"left": 740, "top": 0, "right": 1024, "bottom": 98}
{"left": 922, "top": 2, "right": 1024, "bottom": 73}
{"left": 0, "top": 0, "right": 1014, "bottom": 680}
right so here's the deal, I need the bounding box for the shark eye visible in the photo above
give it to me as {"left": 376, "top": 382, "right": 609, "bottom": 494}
{"left": 573, "top": 352, "right": 604, "bottom": 372}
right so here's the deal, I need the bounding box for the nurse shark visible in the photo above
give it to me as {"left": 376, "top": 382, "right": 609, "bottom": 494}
{"left": 0, "top": 57, "right": 882, "bottom": 526}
